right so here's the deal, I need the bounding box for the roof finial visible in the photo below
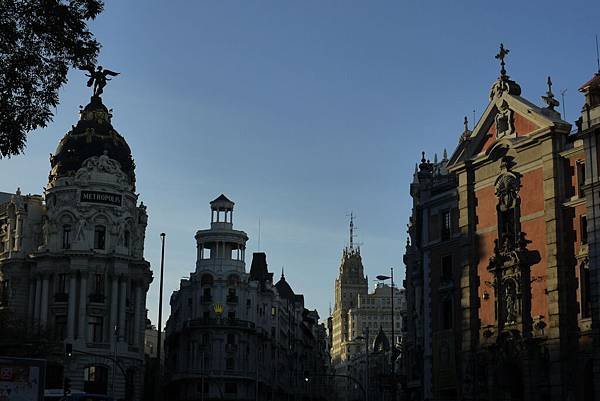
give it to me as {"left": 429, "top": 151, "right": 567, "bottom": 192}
{"left": 542, "top": 76, "right": 560, "bottom": 111}
{"left": 421, "top": 151, "right": 426, "bottom": 164}
{"left": 281, "top": 266, "right": 285, "bottom": 280}
{"left": 495, "top": 43, "right": 510, "bottom": 79}
{"left": 443, "top": 148, "right": 448, "bottom": 160}
{"left": 464, "top": 116, "right": 469, "bottom": 131}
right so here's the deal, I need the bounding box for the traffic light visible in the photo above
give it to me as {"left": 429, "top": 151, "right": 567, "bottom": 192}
{"left": 65, "top": 343, "right": 73, "bottom": 358}
{"left": 63, "top": 377, "right": 71, "bottom": 396}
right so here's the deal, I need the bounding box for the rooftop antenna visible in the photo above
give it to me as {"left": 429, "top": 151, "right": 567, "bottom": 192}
{"left": 560, "top": 89, "right": 567, "bottom": 119}
{"left": 348, "top": 212, "right": 355, "bottom": 249}
{"left": 258, "top": 217, "right": 261, "bottom": 252}
{"left": 596, "top": 34, "right": 600, "bottom": 73}
{"left": 472, "top": 109, "right": 476, "bottom": 128}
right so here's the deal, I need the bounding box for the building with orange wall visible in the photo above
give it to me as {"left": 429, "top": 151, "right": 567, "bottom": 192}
{"left": 403, "top": 45, "right": 600, "bottom": 401}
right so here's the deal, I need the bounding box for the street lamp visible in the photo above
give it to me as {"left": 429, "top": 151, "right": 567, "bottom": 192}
{"left": 376, "top": 267, "right": 397, "bottom": 401}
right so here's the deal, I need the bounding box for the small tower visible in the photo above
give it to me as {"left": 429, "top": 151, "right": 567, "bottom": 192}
{"left": 210, "top": 194, "right": 235, "bottom": 229}
{"left": 195, "top": 194, "right": 248, "bottom": 274}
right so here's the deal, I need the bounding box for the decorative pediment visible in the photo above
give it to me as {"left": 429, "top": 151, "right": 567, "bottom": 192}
{"left": 74, "top": 151, "right": 130, "bottom": 189}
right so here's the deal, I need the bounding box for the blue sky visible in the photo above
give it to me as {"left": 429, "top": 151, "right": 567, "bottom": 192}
{"left": 3, "top": 0, "right": 600, "bottom": 326}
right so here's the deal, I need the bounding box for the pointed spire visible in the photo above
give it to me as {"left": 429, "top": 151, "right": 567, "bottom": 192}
{"left": 281, "top": 266, "right": 285, "bottom": 280}
{"left": 433, "top": 153, "right": 438, "bottom": 163}
{"left": 443, "top": 148, "right": 448, "bottom": 161}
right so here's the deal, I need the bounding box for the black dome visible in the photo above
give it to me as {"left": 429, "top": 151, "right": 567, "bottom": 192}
{"left": 50, "top": 96, "right": 136, "bottom": 188}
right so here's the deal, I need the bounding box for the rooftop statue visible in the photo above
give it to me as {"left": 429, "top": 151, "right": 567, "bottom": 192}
{"left": 81, "top": 65, "right": 120, "bottom": 96}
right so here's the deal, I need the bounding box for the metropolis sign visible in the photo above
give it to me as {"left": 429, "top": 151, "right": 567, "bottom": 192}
{"left": 80, "top": 191, "right": 122, "bottom": 206}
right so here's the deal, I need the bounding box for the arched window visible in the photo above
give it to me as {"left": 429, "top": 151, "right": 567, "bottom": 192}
{"left": 62, "top": 225, "right": 71, "bottom": 249}
{"left": 124, "top": 230, "right": 130, "bottom": 248}
{"left": 94, "top": 225, "right": 106, "bottom": 250}
{"left": 83, "top": 365, "right": 109, "bottom": 394}
{"left": 200, "top": 274, "right": 213, "bottom": 286}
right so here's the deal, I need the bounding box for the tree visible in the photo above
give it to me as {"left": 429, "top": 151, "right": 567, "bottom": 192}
{"left": 0, "top": 0, "right": 104, "bottom": 158}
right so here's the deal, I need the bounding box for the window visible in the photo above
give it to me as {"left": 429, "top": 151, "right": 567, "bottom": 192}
{"left": 228, "top": 310, "right": 236, "bottom": 320}
{"left": 226, "top": 333, "right": 235, "bottom": 345}
{"left": 88, "top": 316, "right": 104, "bottom": 343}
{"left": 225, "top": 357, "right": 235, "bottom": 370}
{"left": 94, "top": 274, "right": 105, "bottom": 296}
{"left": 227, "top": 288, "right": 237, "bottom": 303}
{"left": 62, "top": 225, "right": 71, "bottom": 249}
{"left": 197, "top": 381, "right": 209, "bottom": 394}
{"left": 201, "top": 333, "right": 210, "bottom": 346}
{"left": 441, "top": 255, "right": 453, "bottom": 283}
{"left": 58, "top": 274, "right": 68, "bottom": 294}
{"left": 94, "top": 225, "right": 106, "bottom": 250}
{"left": 581, "top": 215, "right": 588, "bottom": 245}
{"left": 124, "top": 230, "right": 130, "bottom": 248}
{"left": 577, "top": 160, "right": 586, "bottom": 197}
{"left": 441, "top": 298, "right": 453, "bottom": 330}
{"left": 224, "top": 382, "right": 237, "bottom": 394}
{"left": 83, "top": 365, "right": 108, "bottom": 395}
{"left": 0, "top": 280, "right": 8, "bottom": 305}
{"left": 202, "top": 287, "right": 212, "bottom": 302}
{"left": 54, "top": 315, "right": 67, "bottom": 340}
{"left": 441, "top": 210, "right": 451, "bottom": 240}
{"left": 581, "top": 261, "right": 591, "bottom": 318}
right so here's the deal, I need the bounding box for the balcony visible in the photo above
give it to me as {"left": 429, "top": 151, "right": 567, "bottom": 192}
{"left": 186, "top": 318, "right": 255, "bottom": 331}
{"left": 54, "top": 293, "right": 68, "bottom": 302}
{"left": 226, "top": 295, "right": 238, "bottom": 304}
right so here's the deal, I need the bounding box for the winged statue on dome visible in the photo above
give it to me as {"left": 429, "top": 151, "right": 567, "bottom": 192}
{"left": 81, "top": 65, "right": 120, "bottom": 96}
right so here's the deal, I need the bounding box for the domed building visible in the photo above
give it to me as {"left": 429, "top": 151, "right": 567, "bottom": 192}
{"left": 0, "top": 94, "right": 153, "bottom": 400}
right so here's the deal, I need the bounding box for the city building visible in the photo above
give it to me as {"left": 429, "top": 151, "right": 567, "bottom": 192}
{"left": 329, "top": 216, "right": 405, "bottom": 399}
{"left": 0, "top": 94, "right": 153, "bottom": 400}
{"left": 164, "top": 195, "right": 330, "bottom": 401}
{"left": 403, "top": 46, "right": 600, "bottom": 401}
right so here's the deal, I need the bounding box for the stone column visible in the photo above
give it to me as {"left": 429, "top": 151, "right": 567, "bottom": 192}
{"left": 33, "top": 276, "right": 41, "bottom": 323}
{"left": 133, "top": 284, "right": 142, "bottom": 347}
{"left": 118, "top": 278, "right": 127, "bottom": 342}
{"left": 40, "top": 275, "right": 49, "bottom": 326}
{"left": 110, "top": 277, "right": 119, "bottom": 345}
{"left": 67, "top": 273, "right": 77, "bottom": 339}
{"left": 78, "top": 273, "right": 87, "bottom": 341}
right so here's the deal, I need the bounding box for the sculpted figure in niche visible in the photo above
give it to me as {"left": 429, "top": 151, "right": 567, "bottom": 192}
{"left": 42, "top": 217, "right": 50, "bottom": 245}
{"left": 504, "top": 280, "right": 518, "bottom": 323}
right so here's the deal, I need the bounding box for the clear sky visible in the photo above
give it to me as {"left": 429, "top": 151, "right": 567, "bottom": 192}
{"left": 2, "top": 0, "right": 600, "bottom": 326}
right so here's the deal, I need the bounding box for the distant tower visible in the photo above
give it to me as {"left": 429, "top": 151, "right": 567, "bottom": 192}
{"left": 330, "top": 214, "right": 368, "bottom": 364}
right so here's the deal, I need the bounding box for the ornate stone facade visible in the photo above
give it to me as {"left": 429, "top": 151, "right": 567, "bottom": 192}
{"left": 403, "top": 49, "right": 600, "bottom": 401}
{"left": 0, "top": 95, "right": 153, "bottom": 400}
{"left": 164, "top": 195, "right": 330, "bottom": 401}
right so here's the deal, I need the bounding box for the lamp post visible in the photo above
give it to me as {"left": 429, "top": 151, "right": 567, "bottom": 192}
{"left": 376, "top": 267, "right": 397, "bottom": 401}
{"left": 156, "top": 233, "right": 166, "bottom": 401}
